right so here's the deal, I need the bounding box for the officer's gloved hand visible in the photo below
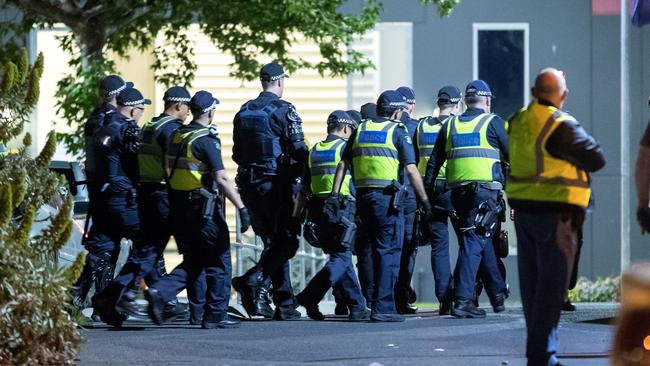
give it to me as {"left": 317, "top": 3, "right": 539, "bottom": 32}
{"left": 637, "top": 206, "right": 650, "bottom": 234}
{"left": 239, "top": 207, "right": 251, "bottom": 233}
{"left": 420, "top": 200, "right": 434, "bottom": 223}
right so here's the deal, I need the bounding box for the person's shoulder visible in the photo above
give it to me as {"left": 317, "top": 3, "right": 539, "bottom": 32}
{"left": 554, "top": 109, "right": 579, "bottom": 125}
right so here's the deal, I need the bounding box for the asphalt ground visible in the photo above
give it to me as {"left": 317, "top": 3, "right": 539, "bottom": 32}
{"left": 76, "top": 303, "right": 617, "bottom": 366}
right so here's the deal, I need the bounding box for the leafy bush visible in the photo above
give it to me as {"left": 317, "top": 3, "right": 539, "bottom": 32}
{"left": 0, "top": 50, "right": 84, "bottom": 365}
{"left": 568, "top": 276, "right": 620, "bottom": 303}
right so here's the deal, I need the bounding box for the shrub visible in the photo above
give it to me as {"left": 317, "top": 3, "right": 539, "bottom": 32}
{"left": 568, "top": 276, "right": 620, "bottom": 303}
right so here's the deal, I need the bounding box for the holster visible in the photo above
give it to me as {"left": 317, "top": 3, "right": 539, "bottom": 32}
{"left": 388, "top": 179, "right": 407, "bottom": 212}
{"left": 473, "top": 198, "right": 502, "bottom": 237}
{"left": 190, "top": 187, "right": 220, "bottom": 219}
{"left": 493, "top": 229, "right": 509, "bottom": 258}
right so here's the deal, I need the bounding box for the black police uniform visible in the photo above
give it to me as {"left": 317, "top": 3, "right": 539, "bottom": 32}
{"left": 232, "top": 76, "right": 308, "bottom": 319}
{"left": 148, "top": 120, "right": 235, "bottom": 327}
{"left": 395, "top": 111, "right": 419, "bottom": 312}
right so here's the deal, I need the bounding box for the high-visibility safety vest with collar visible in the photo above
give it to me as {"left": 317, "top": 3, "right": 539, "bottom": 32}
{"left": 416, "top": 116, "right": 449, "bottom": 178}
{"left": 506, "top": 103, "right": 591, "bottom": 208}
{"left": 351, "top": 119, "right": 403, "bottom": 188}
{"left": 165, "top": 127, "right": 212, "bottom": 191}
{"left": 138, "top": 115, "right": 179, "bottom": 184}
{"left": 444, "top": 113, "right": 500, "bottom": 185}
{"left": 309, "top": 138, "right": 351, "bottom": 197}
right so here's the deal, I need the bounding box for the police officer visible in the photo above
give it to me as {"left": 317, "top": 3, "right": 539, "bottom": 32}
{"left": 416, "top": 86, "right": 461, "bottom": 315}
{"left": 394, "top": 86, "right": 420, "bottom": 314}
{"left": 93, "top": 86, "right": 205, "bottom": 324}
{"left": 331, "top": 90, "right": 432, "bottom": 322}
{"left": 231, "top": 62, "right": 308, "bottom": 320}
{"left": 146, "top": 90, "right": 250, "bottom": 329}
{"left": 424, "top": 80, "right": 508, "bottom": 318}
{"left": 72, "top": 75, "right": 132, "bottom": 311}
{"left": 507, "top": 68, "right": 605, "bottom": 366}
{"left": 87, "top": 87, "right": 149, "bottom": 326}
{"left": 294, "top": 110, "right": 369, "bottom": 321}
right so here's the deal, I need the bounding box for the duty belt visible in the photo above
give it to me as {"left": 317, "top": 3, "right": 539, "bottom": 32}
{"left": 449, "top": 181, "right": 503, "bottom": 191}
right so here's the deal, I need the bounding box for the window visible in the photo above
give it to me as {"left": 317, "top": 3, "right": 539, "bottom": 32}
{"left": 473, "top": 23, "right": 529, "bottom": 119}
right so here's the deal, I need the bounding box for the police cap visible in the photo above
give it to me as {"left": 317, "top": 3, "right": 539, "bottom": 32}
{"left": 163, "top": 86, "right": 191, "bottom": 103}
{"left": 260, "top": 62, "right": 289, "bottom": 82}
{"left": 327, "top": 110, "right": 357, "bottom": 129}
{"left": 117, "top": 87, "right": 152, "bottom": 106}
{"left": 100, "top": 75, "right": 133, "bottom": 96}
{"left": 346, "top": 109, "right": 363, "bottom": 124}
{"left": 376, "top": 90, "right": 406, "bottom": 115}
{"left": 396, "top": 86, "right": 416, "bottom": 105}
{"left": 360, "top": 102, "right": 378, "bottom": 120}
{"left": 437, "top": 85, "right": 462, "bottom": 103}
{"left": 465, "top": 79, "right": 495, "bottom": 98}
{"left": 190, "top": 90, "right": 220, "bottom": 114}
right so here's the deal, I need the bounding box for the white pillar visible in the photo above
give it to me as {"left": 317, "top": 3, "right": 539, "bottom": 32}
{"left": 620, "top": 0, "right": 631, "bottom": 272}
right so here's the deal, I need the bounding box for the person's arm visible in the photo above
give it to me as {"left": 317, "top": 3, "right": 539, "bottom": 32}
{"left": 331, "top": 159, "right": 350, "bottom": 195}
{"left": 394, "top": 126, "right": 430, "bottom": 206}
{"left": 406, "top": 164, "right": 430, "bottom": 207}
{"left": 488, "top": 116, "right": 509, "bottom": 162}
{"left": 213, "top": 170, "right": 244, "bottom": 209}
{"left": 545, "top": 120, "right": 606, "bottom": 173}
{"left": 292, "top": 166, "right": 311, "bottom": 217}
{"left": 423, "top": 124, "right": 447, "bottom": 190}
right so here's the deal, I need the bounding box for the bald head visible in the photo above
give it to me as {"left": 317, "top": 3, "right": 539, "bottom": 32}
{"left": 533, "top": 67, "right": 568, "bottom": 108}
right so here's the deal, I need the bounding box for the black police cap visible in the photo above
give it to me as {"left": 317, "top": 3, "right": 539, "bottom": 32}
{"left": 396, "top": 86, "right": 416, "bottom": 105}
{"left": 327, "top": 110, "right": 357, "bottom": 128}
{"left": 360, "top": 102, "right": 378, "bottom": 120}
{"left": 465, "top": 79, "right": 494, "bottom": 98}
{"left": 346, "top": 109, "right": 363, "bottom": 124}
{"left": 163, "top": 86, "right": 191, "bottom": 103}
{"left": 100, "top": 75, "right": 133, "bottom": 96}
{"left": 190, "top": 90, "right": 220, "bottom": 114}
{"left": 437, "top": 85, "right": 462, "bottom": 103}
{"left": 376, "top": 90, "right": 407, "bottom": 115}
{"left": 260, "top": 62, "right": 289, "bottom": 82}
{"left": 117, "top": 87, "right": 151, "bottom": 106}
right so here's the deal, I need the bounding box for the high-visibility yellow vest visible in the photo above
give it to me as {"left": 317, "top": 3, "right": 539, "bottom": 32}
{"left": 351, "top": 119, "right": 402, "bottom": 188}
{"left": 138, "top": 115, "right": 178, "bottom": 183}
{"left": 166, "top": 128, "right": 211, "bottom": 191}
{"left": 309, "top": 138, "right": 351, "bottom": 197}
{"left": 506, "top": 102, "right": 591, "bottom": 208}
{"left": 445, "top": 113, "right": 500, "bottom": 185}
{"left": 416, "top": 116, "right": 449, "bottom": 178}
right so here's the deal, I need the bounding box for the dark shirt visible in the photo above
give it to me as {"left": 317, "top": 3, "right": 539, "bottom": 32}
{"left": 84, "top": 103, "right": 116, "bottom": 138}
{"left": 232, "top": 91, "right": 308, "bottom": 171}
{"left": 95, "top": 113, "right": 139, "bottom": 192}
{"left": 175, "top": 121, "right": 225, "bottom": 190}
{"left": 424, "top": 107, "right": 508, "bottom": 188}
{"left": 399, "top": 112, "right": 419, "bottom": 195}
{"left": 641, "top": 120, "right": 650, "bottom": 148}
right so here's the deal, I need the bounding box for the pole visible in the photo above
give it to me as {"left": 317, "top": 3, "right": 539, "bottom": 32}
{"left": 621, "top": 0, "right": 631, "bottom": 273}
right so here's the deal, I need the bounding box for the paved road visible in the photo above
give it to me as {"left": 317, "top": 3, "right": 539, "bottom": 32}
{"left": 77, "top": 303, "right": 616, "bottom": 366}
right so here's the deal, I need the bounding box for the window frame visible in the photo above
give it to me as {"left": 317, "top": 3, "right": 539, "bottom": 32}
{"left": 472, "top": 22, "right": 530, "bottom": 108}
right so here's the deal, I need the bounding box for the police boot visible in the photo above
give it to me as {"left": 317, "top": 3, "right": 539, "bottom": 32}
{"left": 438, "top": 297, "right": 453, "bottom": 316}
{"left": 395, "top": 287, "right": 418, "bottom": 315}
{"left": 145, "top": 287, "right": 165, "bottom": 325}
{"left": 232, "top": 269, "right": 263, "bottom": 318}
{"left": 91, "top": 295, "right": 127, "bottom": 328}
{"left": 296, "top": 293, "right": 325, "bottom": 321}
{"left": 70, "top": 260, "right": 94, "bottom": 311}
{"left": 334, "top": 303, "right": 349, "bottom": 316}
{"left": 451, "top": 298, "right": 486, "bottom": 318}
{"left": 490, "top": 292, "right": 507, "bottom": 313}
{"left": 202, "top": 313, "right": 241, "bottom": 329}
{"left": 254, "top": 278, "right": 274, "bottom": 319}
{"left": 163, "top": 300, "right": 189, "bottom": 322}
{"left": 273, "top": 305, "right": 302, "bottom": 320}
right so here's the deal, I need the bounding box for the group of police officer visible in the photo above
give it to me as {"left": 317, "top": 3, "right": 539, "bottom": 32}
{"left": 72, "top": 61, "right": 604, "bottom": 366}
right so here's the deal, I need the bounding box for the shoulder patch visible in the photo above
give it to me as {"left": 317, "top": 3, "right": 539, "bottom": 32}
{"left": 208, "top": 124, "right": 219, "bottom": 136}
{"left": 287, "top": 105, "right": 302, "bottom": 123}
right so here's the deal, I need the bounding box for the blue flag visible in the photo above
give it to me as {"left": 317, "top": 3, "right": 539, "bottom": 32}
{"left": 632, "top": 0, "right": 650, "bottom": 27}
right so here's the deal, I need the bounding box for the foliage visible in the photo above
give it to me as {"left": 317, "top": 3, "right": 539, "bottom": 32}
{"left": 1, "top": 0, "right": 459, "bottom": 156}
{"left": 568, "top": 276, "right": 621, "bottom": 303}
{"left": 0, "top": 50, "right": 83, "bottom": 365}
{"left": 0, "top": 48, "right": 44, "bottom": 144}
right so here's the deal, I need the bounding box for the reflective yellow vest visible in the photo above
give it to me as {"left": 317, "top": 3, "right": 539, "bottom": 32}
{"left": 138, "top": 115, "right": 178, "bottom": 184}
{"left": 165, "top": 128, "right": 211, "bottom": 191}
{"left": 506, "top": 102, "right": 591, "bottom": 208}
{"left": 416, "top": 116, "right": 449, "bottom": 178}
{"left": 352, "top": 119, "right": 402, "bottom": 188}
{"left": 309, "top": 138, "right": 351, "bottom": 197}
{"left": 445, "top": 113, "right": 500, "bottom": 185}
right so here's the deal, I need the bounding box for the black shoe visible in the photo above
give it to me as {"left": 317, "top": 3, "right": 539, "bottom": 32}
{"left": 349, "top": 308, "right": 371, "bottom": 321}
{"left": 202, "top": 315, "right": 241, "bottom": 329}
{"left": 90, "top": 310, "right": 102, "bottom": 323}
{"left": 91, "top": 296, "right": 126, "bottom": 327}
{"left": 334, "top": 303, "right": 349, "bottom": 316}
{"left": 396, "top": 303, "right": 418, "bottom": 315}
{"left": 189, "top": 312, "right": 203, "bottom": 325}
{"left": 255, "top": 283, "right": 274, "bottom": 318}
{"left": 490, "top": 293, "right": 506, "bottom": 313}
{"left": 296, "top": 295, "right": 324, "bottom": 320}
{"left": 370, "top": 312, "right": 405, "bottom": 322}
{"left": 145, "top": 288, "right": 165, "bottom": 325}
{"left": 451, "top": 299, "right": 486, "bottom": 318}
{"left": 232, "top": 275, "right": 258, "bottom": 317}
{"left": 438, "top": 298, "right": 452, "bottom": 316}
{"left": 163, "top": 301, "right": 189, "bottom": 322}
{"left": 114, "top": 297, "right": 142, "bottom": 318}
{"left": 562, "top": 300, "right": 576, "bottom": 312}
{"left": 273, "top": 306, "right": 302, "bottom": 320}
